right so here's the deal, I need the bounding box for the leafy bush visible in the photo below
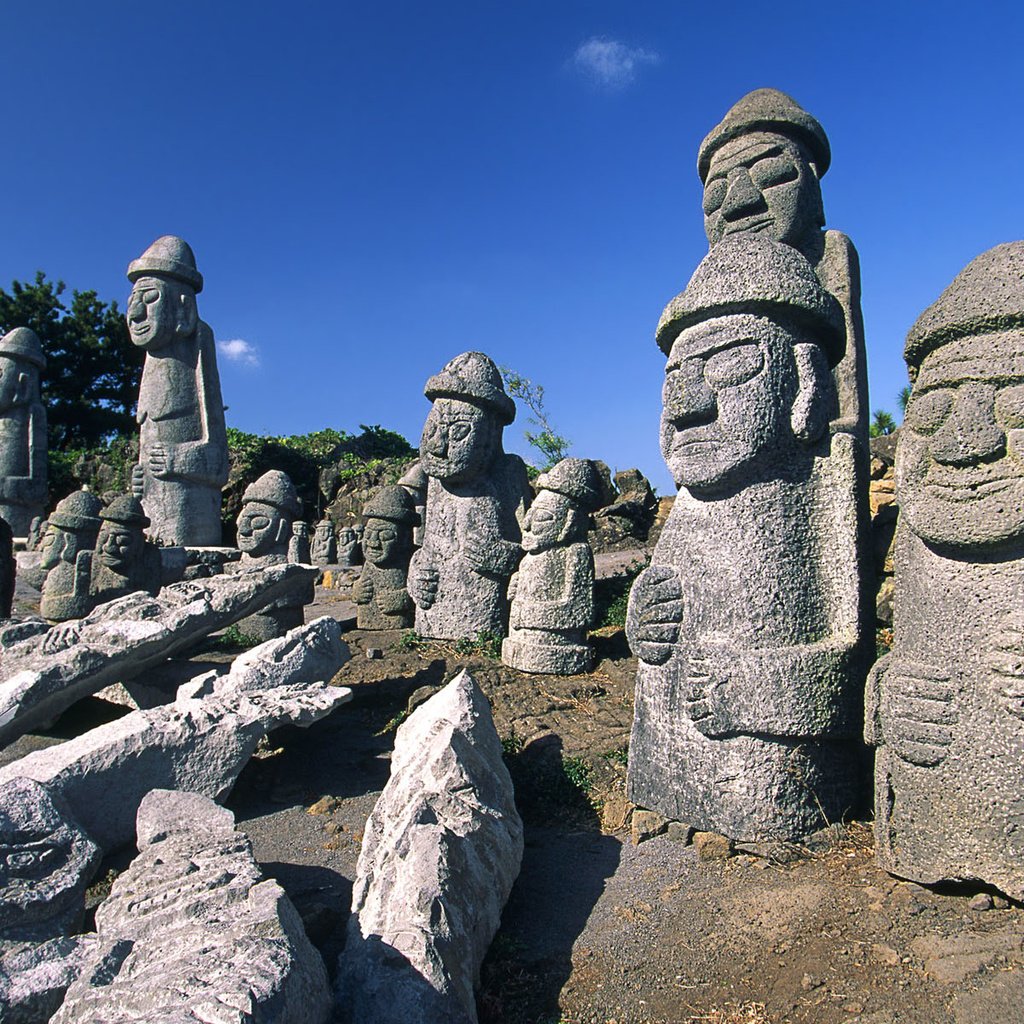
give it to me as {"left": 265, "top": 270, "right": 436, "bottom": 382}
{"left": 592, "top": 557, "right": 648, "bottom": 629}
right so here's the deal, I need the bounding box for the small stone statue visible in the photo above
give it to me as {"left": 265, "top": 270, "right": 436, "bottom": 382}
{"left": 234, "top": 470, "right": 311, "bottom": 639}
{"left": 310, "top": 517, "right": 337, "bottom": 565}
{"left": 39, "top": 490, "right": 104, "bottom": 622}
{"left": 0, "top": 516, "right": 12, "bottom": 619}
{"left": 289, "top": 520, "right": 311, "bottom": 563}
{"left": 503, "top": 459, "right": 599, "bottom": 674}
{"left": 0, "top": 327, "right": 47, "bottom": 537}
{"left": 89, "top": 495, "right": 162, "bottom": 605}
{"left": 408, "top": 352, "right": 531, "bottom": 639}
{"left": 26, "top": 516, "right": 46, "bottom": 552}
{"left": 353, "top": 486, "right": 418, "bottom": 630}
{"left": 627, "top": 234, "right": 869, "bottom": 841}
{"left": 866, "top": 242, "right": 1024, "bottom": 900}
{"left": 398, "top": 461, "right": 428, "bottom": 548}
{"left": 128, "top": 236, "right": 229, "bottom": 546}
{"left": 698, "top": 89, "right": 867, "bottom": 441}
{"left": 336, "top": 525, "right": 361, "bottom": 567}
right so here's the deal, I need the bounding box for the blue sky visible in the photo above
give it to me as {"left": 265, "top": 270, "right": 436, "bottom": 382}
{"left": 3, "top": 2, "right": 1022, "bottom": 493}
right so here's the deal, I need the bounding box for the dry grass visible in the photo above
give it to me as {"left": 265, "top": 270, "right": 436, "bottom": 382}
{"left": 684, "top": 1001, "right": 779, "bottom": 1024}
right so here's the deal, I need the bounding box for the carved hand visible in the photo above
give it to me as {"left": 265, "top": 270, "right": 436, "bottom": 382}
{"left": 683, "top": 653, "right": 731, "bottom": 736}
{"left": 986, "top": 614, "right": 1024, "bottom": 721}
{"left": 462, "top": 531, "right": 519, "bottom": 576}
{"left": 131, "top": 463, "right": 145, "bottom": 498}
{"left": 880, "top": 662, "right": 957, "bottom": 767}
{"left": 352, "top": 573, "right": 373, "bottom": 605}
{"left": 626, "top": 565, "right": 683, "bottom": 666}
{"left": 41, "top": 621, "right": 83, "bottom": 654}
{"left": 408, "top": 564, "right": 439, "bottom": 610}
{"left": 148, "top": 442, "right": 173, "bottom": 480}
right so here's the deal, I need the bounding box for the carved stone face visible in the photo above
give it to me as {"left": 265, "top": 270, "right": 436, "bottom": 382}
{"left": 522, "top": 490, "right": 571, "bottom": 553}
{"left": 420, "top": 398, "right": 501, "bottom": 484}
{"left": 703, "top": 132, "right": 824, "bottom": 252}
{"left": 897, "top": 330, "right": 1024, "bottom": 550}
{"left": 127, "top": 276, "right": 182, "bottom": 351}
{"left": 0, "top": 356, "right": 30, "bottom": 414}
{"left": 661, "top": 313, "right": 799, "bottom": 492}
{"left": 362, "top": 516, "right": 404, "bottom": 565}
{"left": 97, "top": 522, "right": 145, "bottom": 572}
{"left": 237, "top": 501, "right": 287, "bottom": 558}
{"left": 39, "top": 524, "right": 75, "bottom": 571}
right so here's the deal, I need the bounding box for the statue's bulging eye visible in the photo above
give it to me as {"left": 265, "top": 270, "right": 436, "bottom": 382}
{"left": 995, "top": 385, "right": 1024, "bottom": 430}
{"left": 449, "top": 423, "right": 471, "bottom": 442}
{"left": 703, "top": 343, "right": 764, "bottom": 389}
{"left": 750, "top": 156, "right": 799, "bottom": 189}
{"left": 905, "top": 389, "right": 953, "bottom": 435}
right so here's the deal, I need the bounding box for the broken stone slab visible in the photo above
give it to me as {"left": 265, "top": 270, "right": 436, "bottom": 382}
{"left": 51, "top": 789, "right": 332, "bottom": 1024}
{"left": 0, "top": 616, "right": 351, "bottom": 852}
{"left": 0, "top": 562, "right": 318, "bottom": 749}
{"left": 337, "top": 668, "right": 523, "bottom": 1024}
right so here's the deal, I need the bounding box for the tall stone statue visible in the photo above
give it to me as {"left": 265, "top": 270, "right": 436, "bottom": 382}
{"left": 408, "top": 352, "right": 531, "bottom": 639}
{"left": 503, "top": 458, "right": 599, "bottom": 674}
{"left": 353, "top": 485, "right": 418, "bottom": 630}
{"left": 0, "top": 327, "right": 47, "bottom": 537}
{"left": 866, "top": 242, "right": 1024, "bottom": 900}
{"left": 39, "top": 490, "right": 104, "bottom": 622}
{"left": 234, "top": 470, "right": 312, "bottom": 639}
{"left": 89, "top": 495, "right": 162, "bottom": 605}
{"left": 310, "top": 517, "right": 337, "bottom": 565}
{"left": 627, "top": 234, "right": 869, "bottom": 841}
{"left": 697, "top": 88, "right": 867, "bottom": 440}
{"left": 127, "top": 236, "right": 229, "bottom": 547}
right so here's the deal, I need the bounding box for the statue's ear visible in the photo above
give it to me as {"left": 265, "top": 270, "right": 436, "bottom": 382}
{"left": 176, "top": 291, "right": 199, "bottom": 336}
{"left": 790, "top": 342, "right": 834, "bottom": 444}
{"left": 14, "top": 371, "right": 30, "bottom": 404}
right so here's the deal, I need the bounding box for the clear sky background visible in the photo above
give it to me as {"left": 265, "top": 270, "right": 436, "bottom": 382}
{"left": 3, "top": 2, "right": 1022, "bottom": 493}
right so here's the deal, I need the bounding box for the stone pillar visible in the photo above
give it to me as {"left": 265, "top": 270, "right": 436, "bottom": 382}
{"left": 127, "top": 236, "right": 229, "bottom": 546}
{"left": 353, "top": 486, "right": 418, "bottom": 630}
{"left": 866, "top": 242, "right": 1024, "bottom": 900}
{"left": 0, "top": 328, "right": 47, "bottom": 537}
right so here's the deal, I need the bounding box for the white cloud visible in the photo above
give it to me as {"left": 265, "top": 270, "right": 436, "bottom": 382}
{"left": 217, "top": 338, "right": 261, "bottom": 368}
{"left": 571, "top": 37, "right": 659, "bottom": 91}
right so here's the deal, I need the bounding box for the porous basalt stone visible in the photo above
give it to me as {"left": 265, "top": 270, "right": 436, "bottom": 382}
{"left": 128, "top": 236, "right": 229, "bottom": 546}
{"left": 0, "top": 328, "right": 47, "bottom": 537}
{"left": 87, "top": 494, "right": 162, "bottom": 606}
{"left": 289, "top": 520, "right": 311, "bottom": 563}
{"left": 336, "top": 525, "right": 361, "bottom": 567}
{"left": 310, "top": 517, "right": 337, "bottom": 565}
{"left": 0, "top": 516, "right": 12, "bottom": 619}
{"left": 39, "top": 491, "right": 104, "bottom": 622}
{"left": 354, "top": 485, "right": 418, "bottom": 630}
{"left": 51, "top": 789, "right": 331, "bottom": 1024}
{"left": 865, "top": 241, "right": 1024, "bottom": 900}
{"left": 0, "top": 616, "right": 350, "bottom": 851}
{"left": 627, "top": 234, "right": 870, "bottom": 841}
{"left": 0, "top": 562, "right": 319, "bottom": 749}
{"left": 503, "top": 458, "right": 599, "bottom": 674}
{"left": 398, "top": 461, "right": 428, "bottom": 548}
{"left": 337, "top": 669, "right": 523, "bottom": 1024}
{"left": 408, "top": 352, "right": 531, "bottom": 639}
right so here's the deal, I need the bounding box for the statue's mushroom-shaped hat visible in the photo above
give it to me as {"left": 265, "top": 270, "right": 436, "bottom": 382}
{"left": 905, "top": 240, "right": 1024, "bottom": 373}
{"left": 241, "top": 471, "right": 302, "bottom": 519}
{"left": 100, "top": 494, "right": 151, "bottom": 529}
{"left": 49, "top": 489, "right": 103, "bottom": 532}
{"left": 698, "top": 88, "right": 830, "bottom": 183}
{"left": 0, "top": 327, "right": 46, "bottom": 370}
{"left": 397, "top": 461, "right": 428, "bottom": 493}
{"left": 656, "top": 234, "right": 845, "bottom": 365}
{"left": 425, "top": 351, "right": 516, "bottom": 425}
{"left": 127, "top": 235, "right": 204, "bottom": 293}
{"left": 535, "top": 458, "right": 603, "bottom": 513}
{"left": 362, "top": 485, "right": 419, "bottom": 525}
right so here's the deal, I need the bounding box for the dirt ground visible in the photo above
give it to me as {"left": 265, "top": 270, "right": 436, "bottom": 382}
{"left": 5, "top": 563, "right": 1024, "bottom": 1024}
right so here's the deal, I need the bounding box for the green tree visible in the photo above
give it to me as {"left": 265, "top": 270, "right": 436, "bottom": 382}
{"left": 499, "top": 366, "right": 570, "bottom": 472}
{"left": 897, "top": 385, "right": 911, "bottom": 414}
{"left": 869, "top": 409, "right": 897, "bottom": 437}
{"left": 0, "top": 272, "right": 143, "bottom": 448}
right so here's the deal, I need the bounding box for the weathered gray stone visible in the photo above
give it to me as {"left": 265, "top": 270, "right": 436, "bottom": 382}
{"left": 289, "top": 519, "right": 311, "bottom": 563}
{"left": 0, "top": 616, "right": 350, "bottom": 852}
{"left": 0, "top": 515, "right": 12, "bottom": 619}
{"left": 398, "top": 461, "right": 428, "bottom": 548}
{"left": 697, "top": 88, "right": 868, "bottom": 443}
{"left": 408, "top": 352, "right": 531, "bottom": 639}
{"left": 503, "top": 458, "right": 599, "bottom": 674}
{"left": 866, "top": 242, "right": 1024, "bottom": 900}
{"left": 25, "top": 515, "right": 45, "bottom": 552}
{"left": 0, "top": 562, "right": 319, "bottom": 749}
{"left": 128, "top": 236, "right": 229, "bottom": 547}
{"left": 88, "top": 494, "right": 162, "bottom": 606}
{"left": 337, "top": 669, "right": 523, "bottom": 1024}
{"left": 627, "top": 233, "right": 870, "bottom": 841}
{"left": 0, "top": 934, "right": 107, "bottom": 1024}
{"left": 0, "top": 328, "right": 46, "bottom": 537}
{"left": 38, "top": 491, "right": 104, "bottom": 622}
{"left": 0, "top": 777, "right": 100, "bottom": 943}
{"left": 310, "top": 517, "right": 337, "bottom": 565}
{"left": 336, "top": 524, "right": 361, "bottom": 566}
{"left": 354, "top": 486, "right": 418, "bottom": 630}
{"left": 52, "top": 789, "right": 332, "bottom": 1024}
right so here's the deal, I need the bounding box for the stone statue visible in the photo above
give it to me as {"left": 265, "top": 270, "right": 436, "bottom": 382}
{"left": 866, "top": 242, "right": 1024, "bottom": 900}
{"left": 234, "top": 470, "right": 312, "bottom": 639}
{"left": 408, "top": 352, "right": 531, "bottom": 640}
{"left": 0, "top": 516, "right": 12, "bottom": 619}
{"left": 697, "top": 88, "right": 867, "bottom": 441}
{"left": 289, "top": 520, "right": 311, "bottom": 563}
{"left": 39, "top": 490, "right": 104, "bottom": 622}
{"left": 26, "top": 516, "right": 45, "bottom": 552}
{"left": 503, "top": 458, "right": 600, "bottom": 674}
{"left": 127, "top": 236, "right": 229, "bottom": 546}
{"left": 89, "top": 495, "right": 162, "bottom": 605}
{"left": 627, "top": 234, "right": 869, "bottom": 841}
{"left": 353, "top": 486, "right": 418, "bottom": 630}
{"left": 0, "top": 327, "right": 47, "bottom": 537}
{"left": 397, "top": 461, "right": 427, "bottom": 548}
{"left": 310, "top": 517, "right": 337, "bottom": 565}
{"left": 336, "top": 525, "right": 361, "bottom": 567}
